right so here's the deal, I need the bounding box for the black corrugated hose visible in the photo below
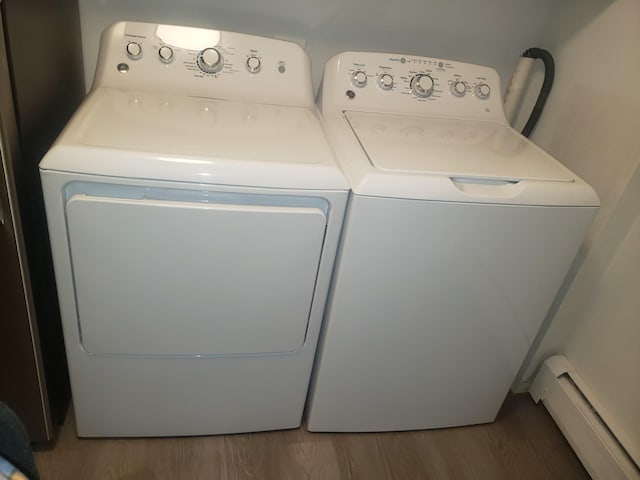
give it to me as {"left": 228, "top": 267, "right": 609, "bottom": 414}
{"left": 521, "top": 48, "right": 555, "bottom": 138}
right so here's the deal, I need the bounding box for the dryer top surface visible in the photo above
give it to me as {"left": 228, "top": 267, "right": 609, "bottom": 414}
{"left": 41, "top": 88, "right": 348, "bottom": 190}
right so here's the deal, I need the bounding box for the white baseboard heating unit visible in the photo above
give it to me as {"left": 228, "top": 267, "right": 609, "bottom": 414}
{"left": 530, "top": 355, "right": 640, "bottom": 479}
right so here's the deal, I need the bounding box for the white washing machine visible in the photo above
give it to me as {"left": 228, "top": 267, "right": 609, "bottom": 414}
{"left": 306, "top": 52, "right": 599, "bottom": 432}
{"left": 40, "top": 22, "right": 348, "bottom": 437}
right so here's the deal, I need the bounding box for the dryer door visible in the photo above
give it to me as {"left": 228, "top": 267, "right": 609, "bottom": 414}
{"left": 65, "top": 193, "right": 326, "bottom": 356}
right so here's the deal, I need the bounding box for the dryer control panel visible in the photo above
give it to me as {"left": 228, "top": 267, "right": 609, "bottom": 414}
{"left": 92, "top": 21, "right": 314, "bottom": 107}
{"left": 320, "top": 51, "right": 506, "bottom": 122}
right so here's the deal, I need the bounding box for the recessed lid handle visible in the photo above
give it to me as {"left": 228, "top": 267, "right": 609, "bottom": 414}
{"left": 450, "top": 177, "right": 523, "bottom": 198}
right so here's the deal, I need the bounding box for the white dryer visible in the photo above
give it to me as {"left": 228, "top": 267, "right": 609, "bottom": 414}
{"left": 40, "top": 22, "right": 348, "bottom": 437}
{"left": 306, "top": 52, "right": 599, "bottom": 432}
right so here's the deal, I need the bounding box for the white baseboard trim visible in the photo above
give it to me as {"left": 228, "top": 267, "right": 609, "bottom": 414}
{"left": 510, "top": 380, "right": 531, "bottom": 394}
{"left": 530, "top": 355, "right": 640, "bottom": 480}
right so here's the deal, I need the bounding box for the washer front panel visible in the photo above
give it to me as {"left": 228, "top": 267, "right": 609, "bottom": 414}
{"left": 307, "top": 195, "right": 597, "bottom": 431}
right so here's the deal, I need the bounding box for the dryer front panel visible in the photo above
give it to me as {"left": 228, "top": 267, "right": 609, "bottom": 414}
{"left": 65, "top": 190, "right": 327, "bottom": 356}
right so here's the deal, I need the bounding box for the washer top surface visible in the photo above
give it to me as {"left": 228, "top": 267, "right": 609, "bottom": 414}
{"left": 345, "top": 111, "right": 573, "bottom": 183}
{"left": 319, "top": 51, "right": 599, "bottom": 206}
{"left": 40, "top": 22, "right": 347, "bottom": 191}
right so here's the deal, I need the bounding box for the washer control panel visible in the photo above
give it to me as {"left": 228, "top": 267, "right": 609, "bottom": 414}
{"left": 321, "top": 51, "right": 505, "bottom": 122}
{"left": 93, "top": 22, "right": 314, "bottom": 107}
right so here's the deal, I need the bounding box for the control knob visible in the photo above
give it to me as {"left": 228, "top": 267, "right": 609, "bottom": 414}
{"left": 197, "top": 47, "right": 224, "bottom": 74}
{"left": 475, "top": 83, "right": 491, "bottom": 100}
{"left": 378, "top": 73, "right": 394, "bottom": 90}
{"left": 351, "top": 70, "right": 367, "bottom": 88}
{"left": 246, "top": 56, "right": 261, "bottom": 73}
{"left": 158, "top": 46, "right": 174, "bottom": 64}
{"left": 451, "top": 80, "right": 467, "bottom": 97}
{"left": 410, "top": 74, "right": 434, "bottom": 98}
{"left": 126, "top": 42, "right": 142, "bottom": 60}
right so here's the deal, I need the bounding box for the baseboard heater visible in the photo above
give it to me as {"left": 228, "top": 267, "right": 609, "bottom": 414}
{"left": 530, "top": 355, "right": 640, "bottom": 479}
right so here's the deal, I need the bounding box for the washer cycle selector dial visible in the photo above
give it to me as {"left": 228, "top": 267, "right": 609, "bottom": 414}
{"left": 410, "top": 74, "right": 434, "bottom": 98}
{"left": 475, "top": 83, "right": 491, "bottom": 99}
{"left": 246, "top": 56, "right": 261, "bottom": 73}
{"left": 451, "top": 80, "right": 467, "bottom": 97}
{"left": 351, "top": 70, "right": 367, "bottom": 88}
{"left": 158, "top": 46, "right": 174, "bottom": 64}
{"left": 197, "top": 48, "right": 224, "bottom": 74}
{"left": 378, "top": 73, "right": 394, "bottom": 90}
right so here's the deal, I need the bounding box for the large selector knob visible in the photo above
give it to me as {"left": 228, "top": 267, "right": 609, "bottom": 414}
{"left": 411, "top": 74, "right": 434, "bottom": 98}
{"left": 378, "top": 73, "right": 394, "bottom": 90}
{"left": 475, "top": 83, "right": 491, "bottom": 100}
{"left": 197, "top": 47, "right": 224, "bottom": 74}
{"left": 351, "top": 70, "right": 367, "bottom": 88}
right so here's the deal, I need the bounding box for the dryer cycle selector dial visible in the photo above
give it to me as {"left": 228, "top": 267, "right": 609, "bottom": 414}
{"left": 378, "top": 73, "right": 394, "bottom": 90}
{"left": 475, "top": 83, "right": 491, "bottom": 100}
{"left": 410, "top": 74, "right": 434, "bottom": 98}
{"left": 197, "top": 47, "right": 224, "bottom": 74}
{"left": 351, "top": 70, "right": 367, "bottom": 88}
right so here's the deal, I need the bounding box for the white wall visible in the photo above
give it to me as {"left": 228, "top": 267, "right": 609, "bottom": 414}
{"left": 78, "top": 0, "right": 553, "bottom": 91}
{"left": 516, "top": 0, "right": 640, "bottom": 463}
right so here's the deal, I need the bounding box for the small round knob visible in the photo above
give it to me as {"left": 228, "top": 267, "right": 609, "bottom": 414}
{"left": 378, "top": 73, "right": 394, "bottom": 90}
{"left": 126, "top": 42, "right": 142, "bottom": 60}
{"left": 351, "top": 70, "right": 367, "bottom": 88}
{"left": 246, "top": 56, "right": 261, "bottom": 74}
{"left": 410, "top": 74, "right": 434, "bottom": 98}
{"left": 158, "top": 46, "right": 174, "bottom": 64}
{"left": 451, "top": 80, "right": 467, "bottom": 97}
{"left": 475, "top": 83, "right": 491, "bottom": 100}
{"left": 197, "top": 48, "right": 224, "bottom": 74}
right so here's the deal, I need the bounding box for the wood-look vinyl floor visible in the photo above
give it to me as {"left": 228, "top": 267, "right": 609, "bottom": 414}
{"left": 34, "top": 394, "right": 589, "bottom": 479}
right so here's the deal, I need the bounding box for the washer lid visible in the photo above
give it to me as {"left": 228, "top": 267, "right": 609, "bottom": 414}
{"left": 345, "top": 111, "right": 574, "bottom": 183}
{"left": 40, "top": 88, "right": 348, "bottom": 190}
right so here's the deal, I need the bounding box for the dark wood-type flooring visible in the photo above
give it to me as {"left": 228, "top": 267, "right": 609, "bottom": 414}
{"left": 34, "top": 393, "right": 589, "bottom": 479}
